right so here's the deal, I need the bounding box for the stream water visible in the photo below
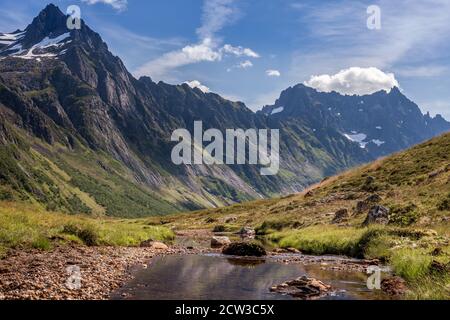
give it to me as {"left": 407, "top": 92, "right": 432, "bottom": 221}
{"left": 111, "top": 254, "right": 390, "bottom": 300}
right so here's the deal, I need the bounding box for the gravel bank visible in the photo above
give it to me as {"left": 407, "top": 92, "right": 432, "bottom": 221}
{"left": 0, "top": 245, "right": 208, "bottom": 300}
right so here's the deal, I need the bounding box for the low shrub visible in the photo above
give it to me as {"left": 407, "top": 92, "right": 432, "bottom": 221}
{"left": 213, "top": 225, "right": 227, "bottom": 232}
{"left": 62, "top": 223, "right": 98, "bottom": 246}
{"left": 255, "top": 220, "right": 294, "bottom": 235}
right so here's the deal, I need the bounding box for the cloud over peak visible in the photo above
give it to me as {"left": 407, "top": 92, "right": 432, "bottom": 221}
{"left": 304, "top": 67, "right": 399, "bottom": 95}
{"left": 184, "top": 80, "right": 210, "bottom": 93}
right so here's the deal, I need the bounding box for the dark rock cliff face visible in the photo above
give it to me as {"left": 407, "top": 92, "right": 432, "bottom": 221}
{"left": 261, "top": 84, "right": 450, "bottom": 159}
{"left": 0, "top": 4, "right": 448, "bottom": 217}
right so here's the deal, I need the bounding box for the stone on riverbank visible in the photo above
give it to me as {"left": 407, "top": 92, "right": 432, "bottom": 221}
{"left": 222, "top": 242, "right": 266, "bottom": 257}
{"left": 381, "top": 276, "right": 408, "bottom": 296}
{"left": 211, "top": 236, "right": 231, "bottom": 248}
{"left": 237, "top": 227, "right": 256, "bottom": 238}
{"left": 140, "top": 240, "right": 169, "bottom": 250}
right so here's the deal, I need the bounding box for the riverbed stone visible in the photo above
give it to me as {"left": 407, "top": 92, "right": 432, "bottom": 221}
{"left": 381, "top": 276, "right": 408, "bottom": 296}
{"left": 222, "top": 242, "right": 266, "bottom": 257}
{"left": 270, "top": 276, "right": 331, "bottom": 299}
{"left": 238, "top": 227, "right": 256, "bottom": 238}
{"left": 140, "top": 240, "right": 169, "bottom": 250}
{"left": 211, "top": 236, "right": 231, "bottom": 248}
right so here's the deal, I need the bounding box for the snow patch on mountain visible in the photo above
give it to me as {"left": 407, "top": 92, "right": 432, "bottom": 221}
{"left": 372, "top": 139, "right": 385, "bottom": 146}
{"left": 0, "top": 31, "right": 25, "bottom": 44}
{"left": 1, "top": 32, "right": 71, "bottom": 60}
{"left": 344, "top": 132, "right": 368, "bottom": 148}
{"left": 271, "top": 107, "right": 284, "bottom": 115}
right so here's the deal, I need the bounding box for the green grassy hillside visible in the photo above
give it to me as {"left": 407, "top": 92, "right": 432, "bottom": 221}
{"left": 0, "top": 123, "right": 202, "bottom": 217}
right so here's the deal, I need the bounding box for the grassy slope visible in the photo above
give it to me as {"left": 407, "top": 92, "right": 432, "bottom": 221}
{"left": 0, "top": 122, "right": 197, "bottom": 217}
{"left": 157, "top": 133, "right": 450, "bottom": 299}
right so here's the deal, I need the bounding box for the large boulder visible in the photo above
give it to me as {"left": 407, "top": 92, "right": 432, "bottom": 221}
{"left": 331, "top": 209, "right": 349, "bottom": 224}
{"left": 362, "top": 205, "right": 390, "bottom": 226}
{"left": 270, "top": 276, "right": 331, "bottom": 299}
{"left": 222, "top": 242, "right": 266, "bottom": 257}
{"left": 211, "top": 236, "right": 231, "bottom": 248}
{"left": 355, "top": 194, "right": 382, "bottom": 214}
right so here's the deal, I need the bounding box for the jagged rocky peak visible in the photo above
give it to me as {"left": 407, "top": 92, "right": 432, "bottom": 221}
{"left": 0, "top": 4, "right": 72, "bottom": 60}
{"left": 0, "top": 4, "right": 109, "bottom": 62}
{"left": 21, "top": 4, "right": 68, "bottom": 46}
{"left": 259, "top": 83, "right": 450, "bottom": 159}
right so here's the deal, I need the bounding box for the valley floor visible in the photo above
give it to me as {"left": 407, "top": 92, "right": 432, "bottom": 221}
{"left": 0, "top": 230, "right": 383, "bottom": 300}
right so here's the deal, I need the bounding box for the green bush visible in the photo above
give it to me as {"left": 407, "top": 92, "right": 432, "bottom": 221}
{"left": 62, "top": 223, "right": 98, "bottom": 246}
{"left": 437, "top": 195, "right": 450, "bottom": 211}
{"left": 213, "top": 225, "right": 227, "bottom": 232}
{"left": 32, "top": 237, "right": 52, "bottom": 250}
{"left": 255, "top": 220, "right": 294, "bottom": 235}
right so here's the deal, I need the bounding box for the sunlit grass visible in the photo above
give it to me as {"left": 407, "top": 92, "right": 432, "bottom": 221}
{"left": 268, "top": 225, "right": 367, "bottom": 256}
{"left": 0, "top": 202, "right": 174, "bottom": 257}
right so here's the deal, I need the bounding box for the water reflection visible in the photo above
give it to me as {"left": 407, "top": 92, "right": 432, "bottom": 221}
{"left": 112, "top": 255, "right": 388, "bottom": 300}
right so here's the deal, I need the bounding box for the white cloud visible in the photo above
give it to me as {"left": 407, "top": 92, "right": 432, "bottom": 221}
{"left": 221, "top": 44, "right": 259, "bottom": 58}
{"left": 304, "top": 67, "right": 399, "bottom": 95}
{"left": 238, "top": 60, "right": 253, "bottom": 68}
{"left": 289, "top": 0, "right": 450, "bottom": 79}
{"left": 82, "top": 0, "right": 127, "bottom": 11}
{"left": 134, "top": 38, "right": 221, "bottom": 79}
{"left": 266, "top": 69, "right": 281, "bottom": 77}
{"left": 196, "top": 0, "right": 240, "bottom": 39}
{"left": 184, "top": 80, "right": 210, "bottom": 93}
{"left": 133, "top": 0, "right": 258, "bottom": 81}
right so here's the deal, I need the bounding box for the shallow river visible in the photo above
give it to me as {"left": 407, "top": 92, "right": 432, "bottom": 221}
{"left": 112, "top": 254, "right": 389, "bottom": 300}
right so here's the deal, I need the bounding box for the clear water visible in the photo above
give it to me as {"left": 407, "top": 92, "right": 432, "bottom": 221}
{"left": 112, "top": 254, "right": 389, "bottom": 300}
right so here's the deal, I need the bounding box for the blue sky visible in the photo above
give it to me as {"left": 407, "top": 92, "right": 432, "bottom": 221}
{"left": 1, "top": 0, "right": 449, "bottom": 119}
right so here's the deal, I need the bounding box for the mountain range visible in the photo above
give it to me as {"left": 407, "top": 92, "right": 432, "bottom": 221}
{"left": 0, "top": 4, "right": 448, "bottom": 217}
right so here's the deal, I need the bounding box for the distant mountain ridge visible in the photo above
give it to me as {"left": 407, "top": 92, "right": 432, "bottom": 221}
{"left": 261, "top": 84, "right": 450, "bottom": 159}
{"left": 0, "top": 4, "right": 448, "bottom": 217}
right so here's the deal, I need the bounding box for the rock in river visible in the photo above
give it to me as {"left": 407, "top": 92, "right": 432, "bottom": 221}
{"left": 222, "top": 242, "right": 266, "bottom": 257}
{"left": 270, "top": 276, "right": 331, "bottom": 299}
